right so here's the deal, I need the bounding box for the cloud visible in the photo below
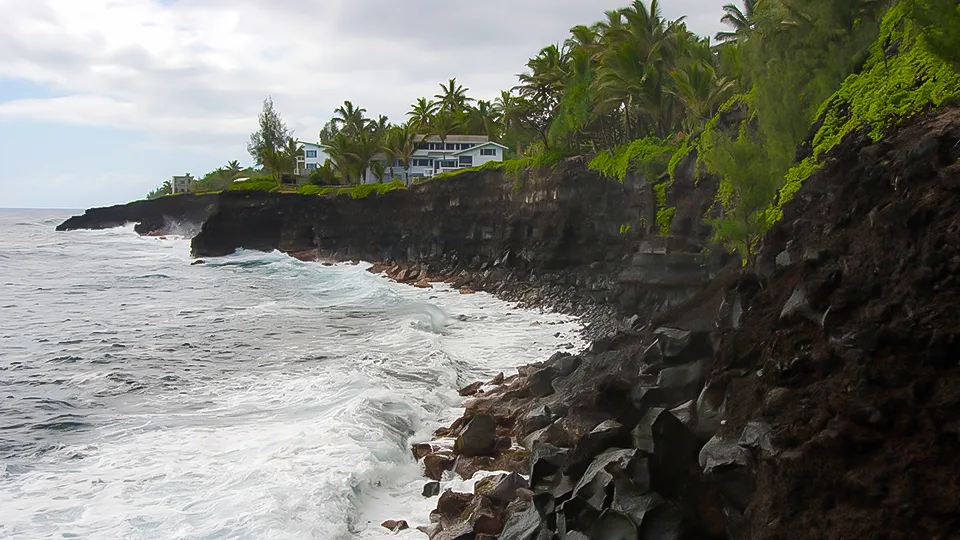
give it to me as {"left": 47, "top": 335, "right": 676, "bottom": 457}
{"left": 0, "top": 0, "right": 727, "bottom": 155}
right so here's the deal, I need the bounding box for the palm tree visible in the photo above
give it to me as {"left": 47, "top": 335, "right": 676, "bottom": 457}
{"left": 369, "top": 161, "right": 387, "bottom": 184}
{"left": 715, "top": 0, "right": 759, "bottom": 43}
{"left": 384, "top": 124, "right": 418, "bottom": 183}
{"left": 308, "top": 159, "right": 340, "bottom": 186}
{"left": 225, "top": 160, "right": 242, "bottom": 173}
{"left": 429, "top": 111, "right": 464, "bottom": 170}
{"left": 407, "top": 98, "right": 438, "bottom": 132}
{"left": 281, "top": 138, "right": 303, "bottom": 175}
{"left": 434, "top": 78, "right": 473, "bottom": 115}
{"left": 469, "top": 100, "right": 501, "bottom": 139}
{"left": 332, "top": 100, "right": 368, "bottom": 137}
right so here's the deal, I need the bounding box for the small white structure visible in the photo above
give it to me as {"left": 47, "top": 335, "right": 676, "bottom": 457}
{"left": 361, "top": 135, "right": 507, "bottom": 184}
{"left": 171, "top": 174, "right": 194, "bottom": 194}
{"left": 295, "top": 141, "right": 329, "bottom": 175}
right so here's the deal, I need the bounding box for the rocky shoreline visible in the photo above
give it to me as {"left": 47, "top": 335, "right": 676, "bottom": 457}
{"left": 53, "top": 107, "right": 960, "bottom": 538}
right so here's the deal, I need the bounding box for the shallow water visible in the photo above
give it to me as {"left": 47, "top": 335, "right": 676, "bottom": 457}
{"left": 0, "top": 209, "right": 582, "bottom": 539}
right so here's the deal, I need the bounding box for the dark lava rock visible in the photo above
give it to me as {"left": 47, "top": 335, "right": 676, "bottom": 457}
{"left": 591, "top": 509, "right": 638, "bottom": 540}
{"left": 454, "top": 414, "right": 497, "bottom": 457}
{"left": 413, "top": 442, "right": 434, "bottom": 461}
{"left": 529, "top": 441, "right": 568, "bottom": 490}
{"left": 424, "top": 453, "right": 456, "bottom": 480}
{"left": 631, "top": 408, "right": 698, "bottom": 497}
{"left": 464, "top": 495, "right": 504, "bottom": 536}
{"left": 571, "top": 448, "right": 635, "bottom": 510}
{"left": 521, "top": 405, "right": 553, "bottom": 436}
{"left": 423, "top": 481, "right": 441, "bottom": 498}
{"left": 476, "top": 472, "right": 528, "bottom": 505}
{"left": 565, "top": 420, "right": 631, "bottom": 478}
{"left": 459, "top": 381, "right": 484, "bottom": 396}
{"left": 499, "top": 503, "right": 542, "bottom": 540}
{"left": 381, "top": 519, "right": 409, "bottom": 531}
{"left": 437, "top": 490, "right": 474, "bottom": 520}
{"left": 528, "top": 367, "right": 557, "bottom": 397}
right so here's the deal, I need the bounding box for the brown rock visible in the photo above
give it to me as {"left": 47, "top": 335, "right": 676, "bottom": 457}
{"left": 191, "top": 259, "right": 205, "bottom": 265}
{"left": 453, "top": 414, "right": 497, "bottom": 457}
{"left": 464, "top": 495, "right": 504, "bottom": 536}
{"left": 459, "top": 381, "right": 484, "bottom": 397}
{"left": 414, "top": 279, "right": 433, "bottom": 289}
{"left": 412, "top": 442, "right": 434, "bottom": 461}
{"left": 459, "top": 288, "right": 476, "bottom": 295}
{"left": 423, "top": 452, "right": 455, "bottom": 480}
{"left": 491, "top": 372, "right": 505, "bottom": 385}
{"left": 437, "top": 491, "right": 473, "bottom": 520}
{"left": 381, "top": 519, "right": 409, "bottom": 531}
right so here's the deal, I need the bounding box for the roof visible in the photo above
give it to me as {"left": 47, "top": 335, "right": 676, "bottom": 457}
{"left": 414, "top": 134, "right": 491, "bottom": 143}
{"left": 296, "top": 140, "right": 325, "bottom": 149}
{"left": 451, "top": 141, "right": 509, "bottom": 155}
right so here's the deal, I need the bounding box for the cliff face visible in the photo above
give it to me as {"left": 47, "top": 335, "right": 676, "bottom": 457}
{"left": 56, "top": 194, "right": 219, "bottom": 235}
{"left": 192, "top": 160, "right": 718, "bottom": 326}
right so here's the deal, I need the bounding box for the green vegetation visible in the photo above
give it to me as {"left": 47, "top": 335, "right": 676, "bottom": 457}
{"left": 296, "top": 180, "right": 406, "bottom": 199}
{"left": 588, "top": 137, "right": 678, "bottom": 183}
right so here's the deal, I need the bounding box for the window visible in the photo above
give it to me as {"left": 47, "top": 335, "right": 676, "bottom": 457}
{"left": 305, "top": 150, "right": 318, "bottom": 158}
{"left": 418, "top": 142, "right": 430, "bottom": 150}
{"left": 413, "top": 159, "right": 432, "bottom": 167}
{"left": 442, "top": 160, "right": 456, "bottom": 168}
{"left": 461, "top": 143, "right": 474, "bottom": 150}
{"left": 429, "top": 143, "right": 443, "bottom": 150}
{"left": 306, "top": 163, "right": 317, "bottom": 169}
{"left": 459, "top": 156, "right": 473, "bottom": 166}
{"left": 480, "top": 148, "right": 497, "bottom": 156}
{"left": 446, "top": 143, "right": 455, "bottom": 150}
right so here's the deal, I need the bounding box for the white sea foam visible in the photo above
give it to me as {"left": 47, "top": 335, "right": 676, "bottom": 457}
{"left": 0, "top": 211, "right": 583, "bottom": 540}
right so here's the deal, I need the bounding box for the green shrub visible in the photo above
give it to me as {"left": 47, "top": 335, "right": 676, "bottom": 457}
{"left": 296, "top": 180, "right": 406, "bottom": 199}
{"left": 588, "top": 137, "right": 677, "bottom": 183}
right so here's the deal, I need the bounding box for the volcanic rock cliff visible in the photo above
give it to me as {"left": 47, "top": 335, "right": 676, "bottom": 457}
{"left": 56, "top": 193, "right": 219, "bottom": 235}
{"left": 408, "top": 107, "right": 960, "bottom": 540}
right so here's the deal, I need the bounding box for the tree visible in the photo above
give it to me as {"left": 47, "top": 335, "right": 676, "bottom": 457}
{"left": 715, "top": 0, "right": 759, "bottom": 43}
{"left": 384, "top": 124, "right": 418, "bottom": 183}
{"left": 226, "top": 160, "right": 242, "bottom": 173}
{"left": 308, "top": 159, "right": 341, "bottom": 186}
{"left": 247, "top": 97, "right": 289, "bottom": 166}
{"left": 146, "top": 180, "right": 172, "bottom": 199}
{"left": 435, "top": 78, "right": 473, "bottom": 115}
{"left": 700, "top": 130, "right": 781, "bottom": 265}
{"left": 407, "top": 98, "right": 438, "bottom": 132}
{"left": 332, "top": 100, "right": 368, "bottom": 138}
{"left": 429, "top": 111, "right": 464, "bottom": 168}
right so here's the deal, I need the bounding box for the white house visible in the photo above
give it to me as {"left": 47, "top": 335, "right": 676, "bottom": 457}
{"left": 295, "top": 141, "right": 329, "bottom": 175}
{"left": 361, "top": 134, "right": 508, "bottom": 184}
{"left": 171, "top": 174, "right": 195, "bottom": 194}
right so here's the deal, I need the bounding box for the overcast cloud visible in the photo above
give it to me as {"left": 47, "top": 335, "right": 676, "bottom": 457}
{"left": 0, "top": 0, "right": 726, "bottom": 208}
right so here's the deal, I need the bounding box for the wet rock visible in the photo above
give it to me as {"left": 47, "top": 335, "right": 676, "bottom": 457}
{"left": 424, "top": 452, "right": 456, "bottom": 480}
{"left": 631, "top": 386, "right": 675, "bottom": 411}
{"left": 413, "top": 442, "right": 435, "bottom": 461}
{"left": 437, "top": 490, "right": 474, "bottom": 520}
{"left": 654, "top": 327, "right": 691, "bottom": 357}
{"left": 521, "top": 405, "right": 553, "bottom": 436}
{"left": 565, "top": 420, "right": 631, "bottom": 477}
{"left": 572, "top": 448, "right": 635, "bottom": 510}
{"left": 611, "top": 477, "right": 664, "bottom": 524}
{"left": 591, "top": 509, "right": 638, "bottom": 540}
{"left": 417, "top": 523, "right": 441, "bottom": 537}
{"left": 491, "top": 372, "right": 505, "bottom": 385}
{"left": 499, "top": 503, "right": 542, "bottom": 540}
{"left": 699, "top": 435, "right": 755, "bottom": 510}
{"left": 669, "top": 400, "right": 695, "bottom": 428}
{"left": 423, "top": 481, "right": 441, "bottom": 498}
{"left": 464, "top": 495, "right": 504, "bottom": 536}
{"left": 476, "top": 472, "right": 528, "bottom": 506}
{"left": 459, "top": 288, "right": 476, "bottom": 294}
{"left": 381, "top": 519, "right": 409, "bottom": 531}
{"left": 528, "top": 367, "right": 557, "bottom": 397}
{"left": 191, "top": 259, "right": 205, "bottom": 265}
{"left": 459, "top": 381, "right": 484, "bottom": 396}
{"left": 454, "top": 414, "right": 497, "bottom": 457}
{"left": 529, "top": 441, "right": 568, "bottom": 490}
{"left": 414, "top": 279, "right": 433, "bottom": 289}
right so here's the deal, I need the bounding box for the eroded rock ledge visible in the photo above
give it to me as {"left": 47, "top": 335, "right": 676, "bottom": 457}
{"left": 56, "top": 193, "right": 219, "bottom": 235}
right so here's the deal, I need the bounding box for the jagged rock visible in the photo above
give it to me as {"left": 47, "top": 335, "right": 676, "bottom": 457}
{"left": 556, "top": 498, "right": 602, "bottom": 538}
{"left": 522, "top": 405, "right": 553, "bottom": 436}
{"left": 491, "top": 372, "right": 505, "bottom": 385}
{"left": 631, "top": 408, "right": 698, "bottom": 497}
{"left": 423, "top": 481, "right": 441, "bottom": 498}
{"left": 413, "top": 442, "right": 435, "bottom": 461}
{"left": 654, "top": 327, "right": 691, "bottom": 357}
{"left": 464, "top": 495, "right": 504, "bottom": 536}
{"left": 528, "top": 367, "right": 557, "bottom": 397}
{"left": 669, "top": 400, "right": 696, "bottom": 428}
{"left": 656, "top": 359, "right": 705, "bottom": 391}
{"left": 591, "top": 509, "right": 639, "bottom": 540}
{"left": 571, "top": 448, "right": 635, "bottom": 510}
{"left": 191, "top": 259, "right": 205, "bottom": 265}
{"left": 637, "top": 502, "right": 686, "bottom": 540}
{"left": 699, "top": 435, "right": 750, "bottom": 473}
{"left": 417, "top": 523, "right": 441, "bottom": 537}
{"left": 780, "top": 286, "right": 816, "bottom": 321}
{"left": 695, "top": 382, "right": 727, "bottom": 439}
{"left": 565, "top": 420, "right": 631, "bottom": 478}
{"left": 499, "top": 503, "right": 542, "bottom": 540}
{"left": 699, "top": 435, "right": 755, "bottom": 511}
{"left": 775, "top": 248, "right": 793, "bottom": 268}
{"left": 529, "top": 441, "right": 568, "bottom": 490}
{"left": 476, "top": 472, "right": 528, "bottom": 506}
{"left": 424, "top": 453, "right": 456, "bottom": 480}
{"left": 437, "top": 490, "right": 474, "bottom": 520}
{"left": 381, "top": 519, "right": 409, "bottom": 531}
{"left": 639, "top": 342, "right": 664, "bottom": 370}
{"left": 454, "top": 414, "right": 497, "bottom": 457}
{"left": 739, "top": 421, "right": 776, "bottom": 459}
{"left": 459, "top": 381, "right": 484, "bottom": 396}
{"left": 611, "top": 477, "right": 664, "bottom": 524}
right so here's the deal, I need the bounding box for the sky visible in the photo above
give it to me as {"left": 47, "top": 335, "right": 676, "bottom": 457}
{"left": 0, "top": 0, "right": 727, "bottom": 209}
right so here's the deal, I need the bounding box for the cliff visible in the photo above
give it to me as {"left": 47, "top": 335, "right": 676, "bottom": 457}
{"left": 191, "top": 160, "right": 721, "bottom": 329}
{"left": 56, "top": 193, "right": 220, "bottom": 235}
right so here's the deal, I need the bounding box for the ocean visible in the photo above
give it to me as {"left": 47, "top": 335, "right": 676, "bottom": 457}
{"left": 0, "top": 208, "right": 582, "bottom": 539}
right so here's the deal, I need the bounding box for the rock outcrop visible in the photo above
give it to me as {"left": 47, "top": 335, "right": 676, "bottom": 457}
{"left": 56, "top": 193, "right": 219, "bottom": 236}
{"left": 412, "top": 107, "right": 960, "bottom": 539}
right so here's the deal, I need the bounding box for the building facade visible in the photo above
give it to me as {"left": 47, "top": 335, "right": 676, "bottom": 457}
{"left": 171, "top": 174, "right": 194, "bottom": 194}
{"left": 361, "top": 135, "right": 508, "bottom": 184}
{"left": 295, "top": 142, "right": 329, "bottom": 176}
